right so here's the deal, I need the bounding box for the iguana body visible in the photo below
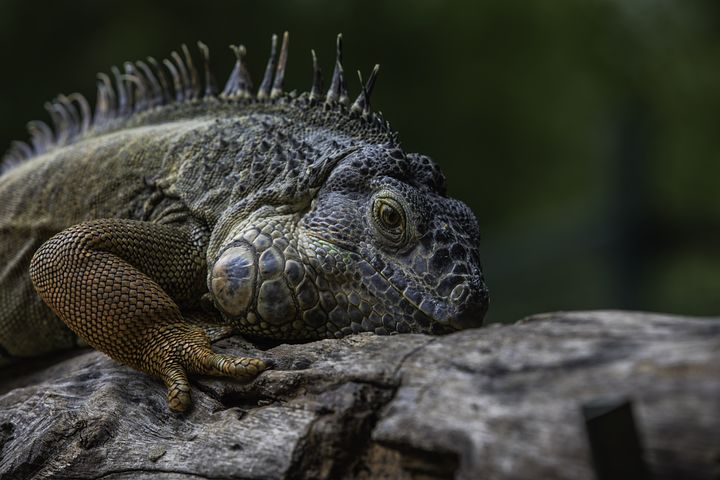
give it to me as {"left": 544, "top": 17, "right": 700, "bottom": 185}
{"left": 0, "top": 34, "right": 488, "bottom": 411}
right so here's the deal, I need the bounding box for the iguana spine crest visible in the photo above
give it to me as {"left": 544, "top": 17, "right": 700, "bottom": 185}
{"left": 1, "top": 32, "right": 389, "bottom": 175}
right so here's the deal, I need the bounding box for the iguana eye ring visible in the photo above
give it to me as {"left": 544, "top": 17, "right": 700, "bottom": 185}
{"left": 372, "top": 195, "right": 406, "bottom": 245}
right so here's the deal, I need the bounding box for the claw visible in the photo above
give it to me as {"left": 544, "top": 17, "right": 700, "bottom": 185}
{"left": 163, "top": 364, "right": 192, "bottom": 413}
{"left": 205, "top": 353, "right": 268, "bottom": 379}
{"left": 155, "top": 325, "right": 267, "bottom": 413}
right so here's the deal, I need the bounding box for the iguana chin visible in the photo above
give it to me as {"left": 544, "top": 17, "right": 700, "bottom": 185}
{"left": 0, "top": 33, "right": 489, "bottom": 412}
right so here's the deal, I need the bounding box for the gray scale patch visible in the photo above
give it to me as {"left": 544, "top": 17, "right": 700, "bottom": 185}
{"left": 259, "top": 246, "right": 285, "bottom": 279}
{"left": 302, "top": 306, "right": 327, "bottom": 328}
{"left": 382, "top": 314, "right": 395, "bottom": 329}
{"left": 319, "top": 290, "right": 336, "bottom": 311}
{"left": 347, "top": 292, "right": 361, "bottom": 306}
{"left": 314, "top": 275, "right": 329, "bottom": 290}
{"left": 284, "top": 259, "right": 305, "bottom": 286}
{"left": 412, "top": 256, "right": 427, "bottom": 274}
{"left": 284, "top": 245, "right": 299, "bottom": 258}
{"left": 367, "top": 273, "right": 388, "bottom": 293}
{"left": 328, "top": 307, "right": 347, "bottom": 328}
{"left": 256, "top": 278, "right": 297, "bottom": 326}
{"left": 384, "top": 285, "right": 402, "bottom": 303}
{"left": 348, "top": 306, "right": 363, "bottom": 324}
{"left": 252, "top": 233, "right": 273, "bottom": 251}
{"left": 273, "top": 237, "right": 289, "bottom": 251}
{"left": 358, "top": 301, "right": 371, "bottom": 316}
{"left": 242, "top": 228, "right": 260, "bottom": 243}
{"left": 357, "top": 261, "right": 375, "bottom": 277}
{"left": 403, "top": 286, "right": 422, "bottom": 305}
{"left": 296, "top": 278, "right": 319, "bottom": 310}
{"left": 413, "top": 308, "right": 431, "bottom": 328}
{"left": 335, "top": 293, "right": 348, "bottom": 309}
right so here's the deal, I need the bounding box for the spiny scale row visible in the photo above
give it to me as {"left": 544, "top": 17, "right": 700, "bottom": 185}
{"left": 1, "top": 33, "right": 383, "bottom": 174}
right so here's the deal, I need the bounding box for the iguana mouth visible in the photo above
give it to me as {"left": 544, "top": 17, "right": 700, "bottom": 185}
{"left": 304, "top": 233, "right": 485, "bottom": 333}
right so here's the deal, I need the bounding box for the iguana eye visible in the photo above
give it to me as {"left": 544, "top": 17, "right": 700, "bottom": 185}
{"left": 379, "top": 202, "right": 401, "bottom": 228}
{"left": 372, "top": 196, "right": 406, "bottom": 245}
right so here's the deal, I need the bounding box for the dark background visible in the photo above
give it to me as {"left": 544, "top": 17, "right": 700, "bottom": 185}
{"left": 1, "top": 0, "right": 718, "bottom": 324}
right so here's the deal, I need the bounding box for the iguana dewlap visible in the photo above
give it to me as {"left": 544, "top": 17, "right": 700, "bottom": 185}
{"left": 0, "top": 33, "right": 488, "bottom": 412}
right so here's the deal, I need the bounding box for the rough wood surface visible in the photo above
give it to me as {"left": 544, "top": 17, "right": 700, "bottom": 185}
{"left": 1, "top": 311, "right": 718, "bottom": 480}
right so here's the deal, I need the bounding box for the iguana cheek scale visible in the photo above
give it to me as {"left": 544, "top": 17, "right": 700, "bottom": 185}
{"left": 0, "top": 33, "right": 489, "bottom": 412}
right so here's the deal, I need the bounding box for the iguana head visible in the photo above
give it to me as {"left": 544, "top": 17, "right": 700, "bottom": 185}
{"left": 295, "top": 145, "right": 488, "bottom": 335}
{"left": 208, "top": 34, "right": 488, "bottom": 339}
{"left": 211, "top": 141, "right": 488, "bottom": 338}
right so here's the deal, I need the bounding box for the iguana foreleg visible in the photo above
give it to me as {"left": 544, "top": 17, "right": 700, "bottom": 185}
{"left": 29, "top": 219, "right": 267, "bottom": 412}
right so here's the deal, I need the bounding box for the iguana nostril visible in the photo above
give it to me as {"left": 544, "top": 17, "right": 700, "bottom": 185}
{"left": 450, "top": 284, "right": 469, "bottom": 303}
{"left": 211, "top": 244, "right": 257, "bottom": 318}
{"left": 449, "top": 286, "right": 489, "bottom": 330}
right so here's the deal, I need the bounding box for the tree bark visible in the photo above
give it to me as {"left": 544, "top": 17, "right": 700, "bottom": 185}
{"left": 1, "top": 311, "right": 718, "bottom": 479}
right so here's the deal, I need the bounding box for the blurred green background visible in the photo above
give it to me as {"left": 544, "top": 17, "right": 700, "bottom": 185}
{"left": 1, "top": 0, "right": 718, "bottom": 324}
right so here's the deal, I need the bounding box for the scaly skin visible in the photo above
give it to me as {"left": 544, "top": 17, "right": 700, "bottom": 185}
{"left": 0, "top": 34, "right": 488, "bottom": 412}
{"left": 30, "top": 219, "right": 265, "bottom": 411}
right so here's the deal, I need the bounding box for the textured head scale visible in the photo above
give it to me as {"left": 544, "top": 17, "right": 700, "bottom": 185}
{"left": 3, "top": 32, "right": 488, "bottom": 339}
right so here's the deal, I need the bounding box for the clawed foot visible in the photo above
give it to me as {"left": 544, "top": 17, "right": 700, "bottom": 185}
{"left": 152, "top": 325, "right": 271, "bottom": 413}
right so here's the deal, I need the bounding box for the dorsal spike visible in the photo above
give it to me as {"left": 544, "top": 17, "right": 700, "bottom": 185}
{"left": 27, "top": 120, "right": 53, "bottom": 153}
{"left": 222, "top": 45, "right": 252, "bottom": 98}
{"left": 351, "top": 64, "right": 380, "bottom": 115}
{"left": 309, "top": 49, "right": 323, "bottom": 102}
{"left": 326, "top": 34, "right": 347, "bottom": 105}
{"left": 182, "top": 44, "right": 201, "bottom": 99}
{"left": 363, "top": 64, "right": 380, "bottom": 111}
{"left": 56, "top": 101, "right": 75, "bottom": 143}
{"left": 163, "top": 58, "right": 185, "bottom": 102}
{"left": 222, "top": 45, "right": 241, "bottom": 98}
{"left": 147, "top": 57, "right": 172, "bottom": 104}
{"left": 124, "top": 75, "right": 146, "bottom": 112}
{"left": 235, "top": 45, "right": 253, "bottom": 97}
{"left": 136, "top": 60, "right": 163, "bottom": 107}
{"left": 97, "top": 72, "right": 116, "bottom": 113}
{"left": 196, "top": 41, "right": 217, "bottom": 98}
{"left": 270, "top": 31, "right": 289, "bottom": 99}
{"left": 57, "top": 95, "right": 80, "bottom": 137}
{"left": 45, "top": 101, "right": 71, "bottom": 145}
{"left": 10, "top": 140, "right": 33, "bottom": 159}
{"left": 350, "top": 71, "right": 366, "bottom": 115}
{"left": 123, "top": 63, "right": 145, "bottom": 112}
{"left": 122, "top": 71, "right": 148, "bottom": 113}
{"left": 68, "top": 93, "right": 92, "bottom": 133}
{"left": 43, "top": 102, "right": 61, "bottom": 144}
{"left": 111, "top": 66, "right": 129, "bottom": 117}
{"left": 93, "top": 80, "right": 110, "bottom": 126}
{"left": 257, "top": 34, "right": 278, "bottom": 100}
{"left": 170, "top": 51, "right": 192, "bottom": 100}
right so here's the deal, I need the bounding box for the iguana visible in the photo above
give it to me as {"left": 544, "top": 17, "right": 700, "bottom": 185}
{"left": 0, "top": 33, "right": 489, "bottom": 412}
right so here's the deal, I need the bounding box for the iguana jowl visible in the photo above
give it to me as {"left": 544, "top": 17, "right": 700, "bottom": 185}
{"left": 0, "top": 33, "right": 489, "bottom": 412}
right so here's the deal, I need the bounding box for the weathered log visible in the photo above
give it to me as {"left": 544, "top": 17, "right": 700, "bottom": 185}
{"left": 1, "top": 311, "right": 718, "bottom": 479}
